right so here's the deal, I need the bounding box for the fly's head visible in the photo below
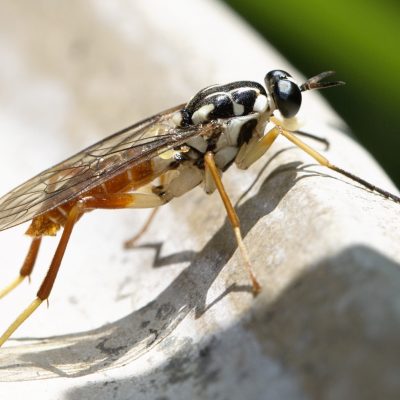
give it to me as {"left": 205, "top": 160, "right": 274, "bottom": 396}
{"left": 265, "top": 70, "right": 345, "bottom": 118}
{"left": 178, "top": 70, "right": 344, "bottom": 128}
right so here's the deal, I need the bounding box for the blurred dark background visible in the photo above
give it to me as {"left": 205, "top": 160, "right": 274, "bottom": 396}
{"left": 223, "top": 0, "right": 400, "bottom": 186}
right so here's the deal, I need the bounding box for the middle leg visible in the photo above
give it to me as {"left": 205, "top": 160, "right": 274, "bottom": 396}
{"left": 204, "top": 151, "right": 261, "bottom": 293}
{"left": 0, "top": 236, "right": 42, "bottom": 299}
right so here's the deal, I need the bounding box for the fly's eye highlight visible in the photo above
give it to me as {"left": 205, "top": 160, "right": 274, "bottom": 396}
{"left": 265, "top": 69, "right": 302, "bottom": 118}
{"left": 273, "top": 80, "right": 302, "bottom": 118}
{"left": 266, "top": 69, "right": 291, "bottom": 83}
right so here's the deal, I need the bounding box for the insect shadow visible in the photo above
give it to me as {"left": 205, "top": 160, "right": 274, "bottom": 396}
{"left": 65, "top": 245, "right": 400, "bottom": 400}
{"left": 0, "top": 154, "right": 315, "bottom": 380}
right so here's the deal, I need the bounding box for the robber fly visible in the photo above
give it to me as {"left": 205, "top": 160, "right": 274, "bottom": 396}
{"left": 0, "top": 70, "right": 399, "bottom": 347}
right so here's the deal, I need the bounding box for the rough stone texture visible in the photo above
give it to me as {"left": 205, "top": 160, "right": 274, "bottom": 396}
{"left": 0, "top": 1, "right": 399, "bottom": 399}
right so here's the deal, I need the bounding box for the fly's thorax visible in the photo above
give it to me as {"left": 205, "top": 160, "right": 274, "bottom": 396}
{"left": 154, "top": 82, "right": 272, "bottom": 197}
{"left": 213, "top": 114, "right": 261, "bottom": 170}
{"left": 179, "top": 81, "right": 271, "bottom": 126}
{"left": 180, "top": 112, "right": 263, "bottom": 172}
{"left": 172, "top": 111, "right": 259, "bottom": 170}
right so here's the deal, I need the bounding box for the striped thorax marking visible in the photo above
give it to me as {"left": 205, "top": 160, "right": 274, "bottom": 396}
{"left": 181, "top": 81, "right": 270, "bottom": 126}
{"left": 175, "top": 80, "right": 273, "bottom": 172}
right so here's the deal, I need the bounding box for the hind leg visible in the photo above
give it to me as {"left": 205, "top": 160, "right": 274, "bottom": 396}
{"left": 0, "top": 191, "right": 167, "bottom": 346}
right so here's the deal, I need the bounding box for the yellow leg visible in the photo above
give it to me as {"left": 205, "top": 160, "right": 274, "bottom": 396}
{"left": 236, "top": 126, "right": 280, "bottom": 169}
{"left": 204, "top": 152, "right": 261, "bottom": 293}
{"left": 0, "top": 207, "right": 81, "bottom": 347}
{"left": 0, "top": 276, "right": 25, "bottom": 299}
{"left": 124, "top": 207, "right": 159, "bottom": 248}
{"left": 270, "top": 117, "right": 400, "bottom": 204}
{"left": 0, "top": 299, "right": 42, "bottom": 346}
{"left": 0, "top": 192, "right": 167, "bottom": 347}
{"left": 0, "top": 236, "right": 42, "bottom": 299}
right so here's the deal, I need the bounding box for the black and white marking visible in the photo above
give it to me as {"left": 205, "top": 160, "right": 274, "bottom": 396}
{"left": 180, "top": 81, "right": 270, "bottom": 125}
{"left": 169, "top": 70, "right": 340, "bottom": 172}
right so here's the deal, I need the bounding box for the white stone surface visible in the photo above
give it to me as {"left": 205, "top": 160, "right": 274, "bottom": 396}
{"left": 0, "top": 1, "right": 399, "bottom": 399}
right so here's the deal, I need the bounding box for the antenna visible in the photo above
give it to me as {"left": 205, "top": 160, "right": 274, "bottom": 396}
{"left": 300, "top": 71, "right": 345, "bottom": 92}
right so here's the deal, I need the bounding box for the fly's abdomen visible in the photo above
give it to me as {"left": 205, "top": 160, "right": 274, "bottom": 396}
{"left": 25, "top": 159, "right": 162, "bottom": 236}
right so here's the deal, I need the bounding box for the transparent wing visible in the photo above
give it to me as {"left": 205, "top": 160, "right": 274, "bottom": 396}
{"left": 0, "top": 104, "right": 218, "bottom": 231}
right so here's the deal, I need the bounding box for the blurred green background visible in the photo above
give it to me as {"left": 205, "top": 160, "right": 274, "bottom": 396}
{"left": 223, "top": 0, "right": 400, "bottom": 186}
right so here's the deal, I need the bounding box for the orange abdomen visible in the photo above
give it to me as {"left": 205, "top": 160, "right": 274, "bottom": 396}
{"left": 26, "top": 160, "right": 155, "bottom": 236}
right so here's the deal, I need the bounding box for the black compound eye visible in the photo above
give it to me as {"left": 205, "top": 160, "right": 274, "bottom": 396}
{"left": 265, "top": 69, "right": 302, "bottom": 118}
{"left": 273, "top": 80, "right": 302, "bottom": 118}
{"left": 266, "top": 70, "right": 291, "bottom": 84}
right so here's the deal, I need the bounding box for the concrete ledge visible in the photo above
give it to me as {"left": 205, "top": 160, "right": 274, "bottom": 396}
{"left": 0, "top": 1, "right": 399, "bottom": 399}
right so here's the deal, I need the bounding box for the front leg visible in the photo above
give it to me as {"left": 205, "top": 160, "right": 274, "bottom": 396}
{"left": 269, "top": 117, "right": 400, "bottom": 204}
{"left": 235, "top": 121, "right": 330, "bottom": 171}
{"left": 235, "top": 126, "right": 281, "bottom": 170}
